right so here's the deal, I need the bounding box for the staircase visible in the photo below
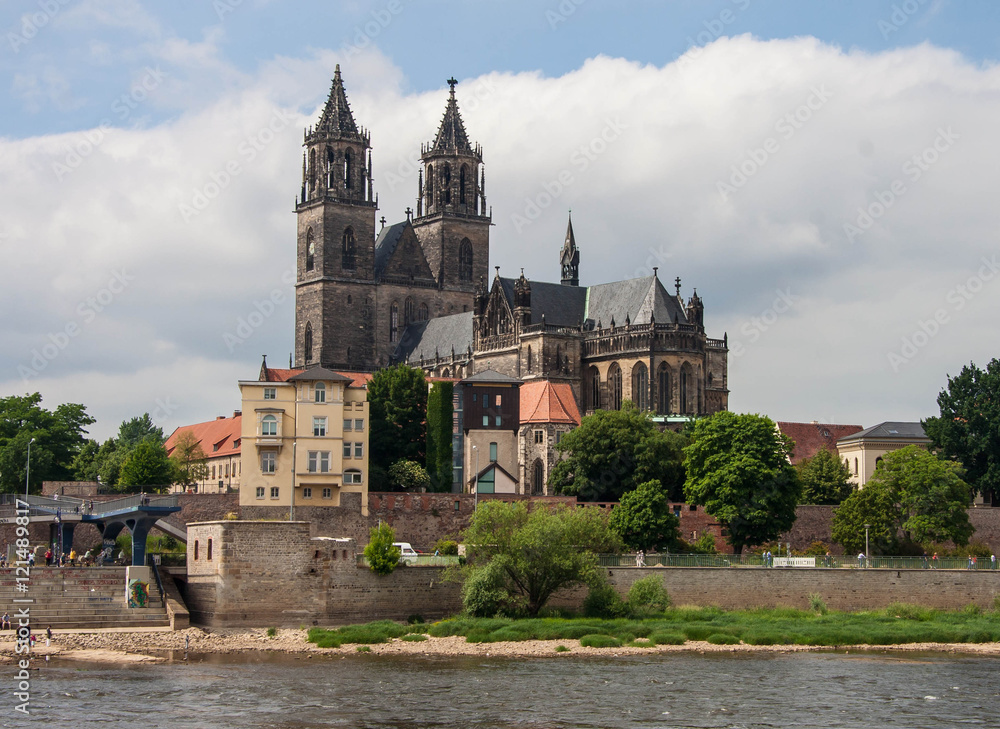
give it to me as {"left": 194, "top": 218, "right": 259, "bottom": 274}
{"left": 0, "top": 567, "right": 171, "bottom": 629}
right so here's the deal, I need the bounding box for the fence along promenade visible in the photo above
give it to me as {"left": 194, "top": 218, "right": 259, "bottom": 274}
{"left": 598, "top": 553, "right": 997, "bottom": 570}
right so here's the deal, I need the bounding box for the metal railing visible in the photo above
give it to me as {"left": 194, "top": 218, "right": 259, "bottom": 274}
{"left": 355, "top": 554, "right": 461, "bottom": 568}
{"left": 87, "top": 494, "right": 179, "bottom": 516}
{"left": 598, "top": 553, "right": 1000, "bottom": 570}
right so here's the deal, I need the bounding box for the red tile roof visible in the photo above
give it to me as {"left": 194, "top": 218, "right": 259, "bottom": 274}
{"left": 260, "top": 366, "right": 372, "bottom": 388}
{"left": 165, "top": 414, "right": 243, "bottom": 459}
{"left": 776, "top": 421, "right": 864, "bottom": 464}
{"left": 520, "top": 380, "right": 581, "bottom": 425}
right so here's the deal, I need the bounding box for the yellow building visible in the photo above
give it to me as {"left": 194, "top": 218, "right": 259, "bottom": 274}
{"left": 836, "top": 421, "right": 930, "bottom": 487}
{"left": 239, "top": 365, "right": 369, "bottom": 515}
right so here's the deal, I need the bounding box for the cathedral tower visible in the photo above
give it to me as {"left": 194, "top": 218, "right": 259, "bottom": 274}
{"left": 294, "top": 65, "right": 378, "bottom": 369}
{"left": 560, "top": 213, "right": 580, "bottom": 286}
{"left": 412, "top": 78, "right": 491, "bottom": 293}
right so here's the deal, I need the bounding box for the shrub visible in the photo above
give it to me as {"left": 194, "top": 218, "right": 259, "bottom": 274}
{"left": 434, "top": 539, "right": 460, "bottom": 556}
{"left": 462, "top": 563, "right": 523, "bottom": 617}
{"left": 583, "top": 582, "right": 628, "bottom": 618}
{"left": 555, "top": 645, "right": 570, "bottom": 652}
{"left": 803, "top": 541, "right": 830, "bottom": 557}
{"left": 884, "top": 603, "right": 933, "bottom": 620}
{"left": 401, "top": 633, "right": 428, "bottom": 642}
{"left": 649, "top": 631, "right": 686, "bottom": 645}
{"left": 265, "top": 626, "right": 277, "bottom": 638}
{"left": 962, "top": 603, "right": 982, "bottom": 616}
{"left": 579, "top": 634, "right": 622, "bottom": 648}
{"left": 407, "top": 614, "right": 424, "bottom": 625}
{"left": 808, "top": 593, "right": 828, "bottom": 615}
{"left": 356, "top": 646, "right": 371, "bottom": 653}
{"left": 706, "top": 633, "right": 741, "bottom": 645}
{"left": 364, "top": 523, "right": 400, "bottom": 576}
{"left": 629, "top": 638, "right": 655, "bottom": 648}
{"left": 627, "top": 575, "right": 671, "bottom": 616}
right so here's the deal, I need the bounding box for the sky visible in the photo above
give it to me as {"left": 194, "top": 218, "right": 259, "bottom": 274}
{"left": 2, "top": 0, "right": 1000, "bottom": 441}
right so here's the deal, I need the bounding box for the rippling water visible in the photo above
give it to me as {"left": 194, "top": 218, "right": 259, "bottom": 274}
{"left": 8, "top": 651, "right": 1000, "bottom": 728}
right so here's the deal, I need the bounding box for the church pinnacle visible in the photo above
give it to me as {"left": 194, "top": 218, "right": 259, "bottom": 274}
{"left": 428, "top": 77, "right": 475, "bottom": 155}
{"left": 560, "top": 212, "right": 580, "bottom": 286}
{"left": 313, "top": 64, "right": 363, "bottom": 141}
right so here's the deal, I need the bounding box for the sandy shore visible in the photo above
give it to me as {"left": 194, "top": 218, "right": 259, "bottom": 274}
{"left": 2, "top": 628, "right": 999, "bottom": 663}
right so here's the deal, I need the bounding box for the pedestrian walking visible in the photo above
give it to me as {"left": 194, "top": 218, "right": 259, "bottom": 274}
{"left": 992, "top": 554, "right": 997, "bottom": 570}
{"left": 44, "top": 548, "right": 52, "bottom": 567}
{"left": 858, "top": 552, "right": 865, "bottom": 568}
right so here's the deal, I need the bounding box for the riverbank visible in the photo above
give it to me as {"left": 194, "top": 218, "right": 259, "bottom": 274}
{"left": 3, "top": 627, "right": 1000, "bottom": 663}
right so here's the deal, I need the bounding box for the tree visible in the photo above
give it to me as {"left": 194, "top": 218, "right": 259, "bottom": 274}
{"left": 461, "top": 501, "right": 621, "bottom": 616}
{"left": 923, "top": 358, "right": 1000, "bottom": 501}
{"left": 364, "top": 522, "right": 400, "bottom": 575}
{"left": 170, "top": 431, "right": 209, "bottom": 487}
{"left": 117, "top": 439, "right": 175, "bottom": 492}
{"left": 117, "top": 413, "right": 165, "bottom": 448}
{"left": 368, "top": 365, "right": 427, "bottom": 487}
{"left": 388, "top": 460, "right": 431, "bottom": 492}
{"left": 608, "top": 480, "right": 680, "bottom": 552}
{"left": 796, "top": 448, "right": 854, "bottom": 505}
{"left": 683, "top": 411, "right": 800, "bottom": 554}
{"left": 831, "top": 446, "right": 974, "bottom": 554}
{"left": 425, "top": 381, "right": 454, "bottom": 492}
{"left": 549, "top": 402, "right": 687, "bottom": 502}
{"left": 0, "top": 393, "right": 94, "bottom": 494}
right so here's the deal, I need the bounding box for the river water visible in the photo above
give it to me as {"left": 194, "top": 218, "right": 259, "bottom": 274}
{"left": 8, "top": 651, "right": 999, "bottom": 728}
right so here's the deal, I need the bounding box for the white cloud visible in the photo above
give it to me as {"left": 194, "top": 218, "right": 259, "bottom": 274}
{"left": 3, "top": 38, "right": 1000, "bottom": 439}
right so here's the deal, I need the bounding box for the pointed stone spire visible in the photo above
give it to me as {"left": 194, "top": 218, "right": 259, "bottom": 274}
{"left": 429, "top": 77, "right": 473, "bottom": 154}
{"left": 315, "top": 64, "right": 362, "bottom": 140}
{"left": 560, "top": 211, "right": 580, "bottom": 286}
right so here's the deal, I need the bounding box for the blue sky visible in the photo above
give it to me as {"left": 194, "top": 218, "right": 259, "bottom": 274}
{"left": 2, "top": 0, "right": 1000, "bottom": 441}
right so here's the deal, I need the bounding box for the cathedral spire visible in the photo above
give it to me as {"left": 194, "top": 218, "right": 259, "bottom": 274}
{"left": 314, "top": 64, "right": 362, "bottom": 140}
{"left": 560, "top": 211, "right": 580, "bottom": 286}
{"left": 429, "top": 77, "right": 474, "bottom": 154}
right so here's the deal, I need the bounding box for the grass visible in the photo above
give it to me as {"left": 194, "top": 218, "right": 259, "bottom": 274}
{"left": 305, "top": 606, "right": 1000, "bottom": 650}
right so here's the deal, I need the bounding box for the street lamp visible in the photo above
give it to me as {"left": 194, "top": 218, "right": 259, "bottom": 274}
{"left": 863, "top": 523, "right": 870, "bottom": 569}
{"left": 24, "top": 437, "right": 35, "bottom": 503}
{"left": 472, "top": 444, "right": 480, "bottom": 511}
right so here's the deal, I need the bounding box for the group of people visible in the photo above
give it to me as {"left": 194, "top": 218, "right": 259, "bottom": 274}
{"left": 2, "top": 543, "right": 125, "bottom": 568}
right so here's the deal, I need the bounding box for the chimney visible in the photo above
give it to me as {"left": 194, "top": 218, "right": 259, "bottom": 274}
{"left": 233, "top": 410, "right": 242, "bottom": 418}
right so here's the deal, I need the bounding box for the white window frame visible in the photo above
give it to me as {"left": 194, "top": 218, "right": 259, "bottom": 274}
{"left": 313, "top": 416, "right": 327, "bottom": 437}
{"left": 343, "top": 442, "right": 352, "bottom": 458}
{"left": 302, "top": 487, "right": 312, "bottom": 499}
{"left": 261, "top": 451, "right": 276, "bottom": 474}
{"left": 344, "top": 469, "right": 362, "bottom": 485}
{"left": 322, "top": 487, "right": 332, "bottom": 499}
{"left": 261, "top": 414, "right": 278, "bottom": 436}
{"left": 314, "top": 382, "right": 326, "bottom": 403}
{"left": 269, "top": 486, "right": 279, "bottom": 499}
{"left": 354, "top": 442, "right": 363, "bottom": 458}
{"left": 255, "top": 486, "right": 264, "bottom": 499}
{"left": 354, "top": 418, "right": 364, "bottom": 431}
{"left": 308, "top": 450, "right": 330, "bottom": 473}
{"left": 263, "top": 387, "right": 276, "bottom": 400}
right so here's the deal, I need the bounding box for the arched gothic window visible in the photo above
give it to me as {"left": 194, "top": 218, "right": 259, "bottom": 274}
{"left": 632, "top": 363, "right": 649, "bottom": 411}
{"left": 657, "top": 363, "right": 671, "bottom": 415}
{"left": 459, "top": 239, "right": 473, "bottom": 281}
{"left": 426, "top": 164, "right": 433, "bottom": 206}
{"left": 418, "top": 303, "right": 429, "bottom": 321}
{"left": 442, "top": 163, "right": 452, "bottom": 204}
{"left": 460, "top": 165, "right": 468, "bottom": 205}
{"left": 304, "top": 322, "right": 313, "bottom": 363}
{"left": 532, "top": 459, "right": 545, "bottom": 496}
{"left": 308, "top": 149, "right": 316, "bottom": 193}
{"left": 305, "top": 228, "right": 315, "bottom": 271}
{"left": 608, "top": 363, "right": 623, "bottom": 410}
{"left": 342, "top": 227, "right": 356, "bottom": 270}
{"left": 404, "top": 297, "right": 414, "bottom": 326}
{"left": 390, "top": 302, "right": 399, "bottom": 342}
{"left": 589, "top": 366, "right": 601, "bottom": 410}
{"left": 680, "top": 363, "right": 693, "bottom": 415}
{"left": 344, "top": 148, "right": 353, "bottom": 189}
{"left": 527, "top": 346, "right": 532, "bottom": 372}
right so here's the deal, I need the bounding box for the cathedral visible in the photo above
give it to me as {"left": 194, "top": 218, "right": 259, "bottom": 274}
{"left": 293, "top": 68, "right": 729, "bottom": 490}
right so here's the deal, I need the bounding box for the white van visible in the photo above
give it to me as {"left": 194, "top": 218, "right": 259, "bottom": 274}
{"left": 393, "top": 542, "right": 420, "bottom": 564}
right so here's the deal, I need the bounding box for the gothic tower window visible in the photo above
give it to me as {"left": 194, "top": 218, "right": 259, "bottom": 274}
{"left": 460, "top": 165, "right": 468, "bottom": 205}
{"left": 680, "top": 363, "right": 693, "bottom": 414}
{"left": 305, "top": 228, "right": 315, "bottom": 271}
{"left": 418, "top": 303, "right": 429, "bottom": 321}
{"left": 344, "top": 148, "right": 353, "bottom": 189}
{"left": 442, "top": 163, "right": 451, "bottom": 204}
{"left": 304, "top": 322, "right": 313, "bottom": 363}
{"left": 527, "top": 345, "right": 532, "bottom": 372}
{"left": 657, "top": 363, "right": 671, "bottom": 415}
{"left": 459, "top": 238, "right": 473, "bottom": 281}
{"left": 404, "top": 297, "right": 414, "bottom": 326}
{"left": 308, "top": 149, "right": 317, "bottom": 192}
{"left": 589, "top": 366, "right": 601, "bottom": 410}
{"left": 390, "top": 302, "right": 399, "bottom": 343}
{"left": 632, "top": 362, "right": 649, "bottom": 411}
{"left": 608, "top": 363, "right": 623, "bottom": 410}
{"left": 533, "top": 459, "right": 544, "bottom": 495}
{"left": 426, "top": 164, "right": 433, "bottom": 205}
{"left": 342, "top": 227, "right": 356, "bottom": 270}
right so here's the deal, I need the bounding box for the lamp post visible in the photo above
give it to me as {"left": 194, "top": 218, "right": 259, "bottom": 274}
{"left": 472, "top": 445, "right": 480, "bottom": 511}
{"left": 24, "top": 437, "right": 35, "bottom": 503}
{"left": 863, "top": 523, "right": 870, "bottom": 569}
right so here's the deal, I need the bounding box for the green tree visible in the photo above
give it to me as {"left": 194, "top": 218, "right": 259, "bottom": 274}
{"left": 608, "top": 480, "right": 680, "bottom": 552}
{"left": 549, "top": 402, "right": 686, "bottom": 501}
{"left": 117, "top": 413, "right": 165, "bottom": 448}
{"left": 425, "top": 381, "right": 454, "bottom": 492}
{"left": 169, "top": 431, "right": 209, "bottom": 487}
{"left": 923, "top": 358, "right": 1000, "bottom": 501}
{"left": 388, "top": 459, "right": 431, "bottom": 492}
{"left": 683, "top": 411, "right": 800, "bottom": 554}
{"left": 796, "top": 448, "right": 854, "bottom": 505}
{"left": 364, "top": 522, "right": 400, "bottom": 575}
{"left": 461, "top": 501, "right": 621, "bottom": 616}
{"left": 0, "top": 393, "right": 94, "bottom": 494}
{"left": 70, "top": 439, "right": 101, "bottom": 481}
{"left": 117, "top": 439, "right": 174, "bottom": 492}
{"left": 369, "top": 365, "right": 427, "bottom": 487}
{"left": 831, "top": 446, "right": 974, "bottom": 553}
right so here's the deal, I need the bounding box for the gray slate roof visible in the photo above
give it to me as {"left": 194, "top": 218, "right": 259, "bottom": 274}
{"left": 287, "top": 366, "right": 353, "bottom": 383}
{"left": 460, "top": 369, "right": 522, "bottom": 385}
{"left": 395, "top": 311, "right": 473, "bottom": 363}
{"left": 498, "top": 278, "right": 587, "bottom": 328}
{"left": 837, "top": 421, "right": 929, "bottom": 444}
{"left": 374, "top": 221, "right": 407, "bottom": 278}
{"left": 314, "top": 66, "right": 362, "bottom": 140}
